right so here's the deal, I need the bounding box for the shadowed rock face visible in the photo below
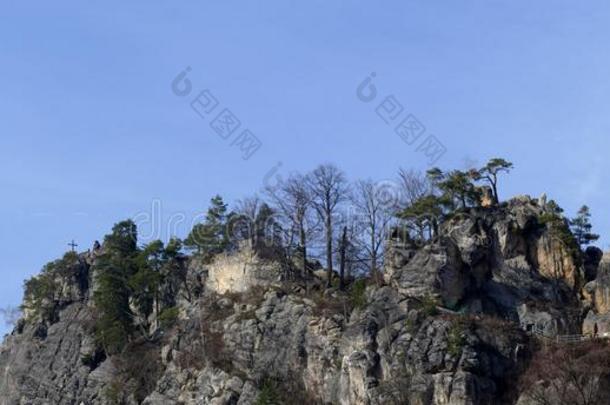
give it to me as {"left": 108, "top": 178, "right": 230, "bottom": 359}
{"left": 583, "top": 253, "right": 610, "bottom": 336}
{"left": 0, "top": 197, "right": 599, "bottom": 404}
{"left": 0, "top": 303, "right": 110, "bottom": 404}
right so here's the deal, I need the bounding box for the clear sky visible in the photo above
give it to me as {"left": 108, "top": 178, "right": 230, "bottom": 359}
{"left": 2, "top": 1, "right": 610, "bottom": 335}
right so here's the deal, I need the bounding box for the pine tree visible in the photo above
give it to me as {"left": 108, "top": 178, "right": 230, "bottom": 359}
{"left": 93, "top": 220, "right": 139, "bottom": 355}
{"left": 398, "top": 194, "right": 445, "bottom": 240}
{"left": 426, "top": 168, "right": 477, "bottom": 209}
{"left": 185, "top": 195, "right": 229, "bottom": 261}
{"left": 130, "top": 240, "right": 165, "bottom": 322}
{"left": 474, "top": 158, "right": 513, "bottom": 204}
{"left": 570, "top": 205, "right": 600, "bottom": 248}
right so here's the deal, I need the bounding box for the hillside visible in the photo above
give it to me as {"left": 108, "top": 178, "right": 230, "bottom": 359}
{"left": 2, "top": 195, "right": 610, "bottom": 404}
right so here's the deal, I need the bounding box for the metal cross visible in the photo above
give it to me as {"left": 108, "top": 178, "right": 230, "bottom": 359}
{"left": 68, "top": 240, "right": 78, "bottom": 252}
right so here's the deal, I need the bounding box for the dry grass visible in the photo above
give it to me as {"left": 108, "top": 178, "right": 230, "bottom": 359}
{"left": 519, "top": 340, "right": 610, "bottom": 405}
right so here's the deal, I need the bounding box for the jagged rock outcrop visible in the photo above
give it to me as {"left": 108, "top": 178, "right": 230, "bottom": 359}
{"left": 582, "top": 253, "right": 610, "bottom": 336}
{"left": 136, "top": 286, "right": 528, "bottom": 405}
{"left": 387, "top": 196, "right": 584, "bottom": 336}
{"left": 0, "top": 303, "right": 108, "bottom": 403}
{"left": 0, "top": 197, "right": 601, "bottom": 404}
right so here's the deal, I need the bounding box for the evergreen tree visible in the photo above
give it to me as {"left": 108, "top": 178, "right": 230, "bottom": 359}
{"left": 93, "top": 220, "right": 139, "bottom": 355}
{"left": 164, "top": 237, "right": 183, "bottom": 258}
{"left": 22, "top": 251, "right": 82, "bottom": 320}
{"left": 426, "top": 168, "right": 477, "bottom": 209}
{"left": 185, "top": 195, "right": 229, "bottom": 261}
{"left": 570, "top": 205, "right": 600, "bottom": 248}
{"left": 161, "top": 238, "right": 192, "bottom": 303}
{"left": 104, "top": 219, "right": 138, "bottom": 255}
{"left": 398, "top": 194, "right": 445, "bottom": 240}
{"left": 539, "top": 201, "right": 581, "bottom": 257}
{"left": 473, "top": 158, "right": 513, "bottom": 204}
{"left": 130, "top": 240, "right": 165, "bottom": 322}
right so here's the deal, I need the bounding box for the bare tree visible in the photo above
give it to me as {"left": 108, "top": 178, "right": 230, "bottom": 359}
{"left": 397, "top": 169, "right": 440, "bottom": 241}
{"left": 334, "top": 223, "right": 366, "bottom": 282}
{"left": 338, "top": 226, "right": 348, "bottom": 290}
{"left": 520, "top": 341, "right": 610, "bottom": 405}
{"left": 265, "top": 173, "right": 316, "bottom": 277}
{"left": 234, "top": 195, "right": 261, "bottom": 221}
{"left": 231, "top": 196, "right": 281, "bottom": 255}
{"left": 307, "top": 164, "right": 348, "bottom": 288}
{"left": 351, "top": 179, "right": 394, "bottom": 282}
{"left": 0, "top": 306, "right": 21, "bottom": 327}
{"left": 230, "top": 195, "right": 261, "bottom": 247}
{"left": 398, "top": 168, "right": 431, "bottom": 206}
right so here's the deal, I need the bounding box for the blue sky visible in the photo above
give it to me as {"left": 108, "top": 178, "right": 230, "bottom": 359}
{"left": 1, "top": 1, "right": 610, "bottom": 335}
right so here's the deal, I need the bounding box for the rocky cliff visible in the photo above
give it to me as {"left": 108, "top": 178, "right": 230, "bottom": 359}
{"left": 1, "top": 196, "right": 607, "bottom": 404}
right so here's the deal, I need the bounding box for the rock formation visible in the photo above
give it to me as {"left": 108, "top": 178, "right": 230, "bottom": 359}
{"left": 582, "top": 253, "right": 610, "bottom": 336}
{"left": 0, "top": 196, "right": 606, "bottom": 404}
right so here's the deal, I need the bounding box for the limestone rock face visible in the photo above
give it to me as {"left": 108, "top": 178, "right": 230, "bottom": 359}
{"left": 582, "top": 311, "right": 610, "bottom": 336}
{"left": 139, "top": 287, "right": 527, "bottom": 405}
{"left": 1, "top": 268, "right": 528, "bottom": 405}
{"left": 582, "top": 253, "right": 610, "bottom": 335}
{"left": 387, "top": 197, "right": 583, "bottom": 334}
{"left": 0, "top": 303, "right": 110, "bottom": 404}
{"left": 589, "top": 253, "right": 610, "bottom": 314}
{"left": 388, "top": 242, "right": 467, "bottom": 308}
{"left": 205, "top": 246, "right": 283, "bottom": 294}
{"left": 533, "top": 235, "right": 579, "bottom": 290}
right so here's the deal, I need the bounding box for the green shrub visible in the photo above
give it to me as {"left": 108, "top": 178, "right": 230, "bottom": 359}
{"left": 447, "top": 321, "right": 467, "bottom": 357}
{"left": 22, "top": 252, "right": 82, "bottom": 320}
{"left": 350, "top": 279, "right": 367, "bottom": 310}
{"left": 158, "top": 306, "right": 180, "bottom": 329}
{"left": 103, "top": 380, "right": 124, "bottom": 404}
{"left": 421, "top": 295, "right": 439, "bottom": 316}
{"left": 255, "top": 379, "right": 281, "bottom": 405}
{"left": 22, "top": 272, "right": 57, "bottom": 320}
{"left": 405, "top": 318, "right": 418, "bottom": 333}
{"left": 94, "top": 320, "right": 130, "bottom": 356}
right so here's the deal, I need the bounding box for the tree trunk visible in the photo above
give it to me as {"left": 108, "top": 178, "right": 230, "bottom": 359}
{"left": 339, "top": 226, "right": 347, "bottom": 290}
{"left": 299, "top": 223, "right": 307, "bottom": 278}
{"left": 326, "top": 214, "right": 333, "bottom": 288}
{"left": 370, "top": 229, "right": 378, "bottom": 282}
{"left": 488, "top": 174, "right": 499, "bottom": 204}
{"left": 155, "top": 287, "right": 160, "bottom": 329}
{"left": 371, "top": 251, "right": 377, "bottom": 282}
{"left": 492, "top": 181, "right": 499, "bottom": 204}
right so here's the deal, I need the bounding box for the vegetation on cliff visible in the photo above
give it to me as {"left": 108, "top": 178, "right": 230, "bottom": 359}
{"left": 9, "top": 158, "right": 609, "bottom": 404}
